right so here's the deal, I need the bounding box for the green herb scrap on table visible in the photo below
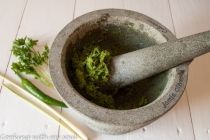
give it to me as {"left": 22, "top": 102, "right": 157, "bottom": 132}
{"left": 11, "top": 37, "right": 67, "bottom": 108}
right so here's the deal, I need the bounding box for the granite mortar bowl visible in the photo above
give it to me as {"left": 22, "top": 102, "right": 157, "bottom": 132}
{"left": 49, "top": 9, "right": 189, "bottom": 134}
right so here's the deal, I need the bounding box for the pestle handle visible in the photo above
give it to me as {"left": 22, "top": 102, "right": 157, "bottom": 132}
{"left": 109, "top": 30, "right": 210, "bottom": 87}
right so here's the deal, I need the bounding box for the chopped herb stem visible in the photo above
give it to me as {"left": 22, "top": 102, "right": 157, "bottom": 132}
{"left": 43, "top": 60, "right": 48, "bottom": 66}
{"left": 37, "top": 65, "right": 51, "bottom": 81}
{"left": 39, "top": 76, "right": 55, "bottom": 89}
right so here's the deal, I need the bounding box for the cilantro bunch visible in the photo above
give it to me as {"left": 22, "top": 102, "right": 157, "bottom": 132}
{"left": 11, "top": 37, "right": 54, "bottom": 88}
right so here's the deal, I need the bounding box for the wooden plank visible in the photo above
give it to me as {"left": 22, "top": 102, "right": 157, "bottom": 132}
{"left": 123, "top": 0, "right": 175, "bottom": 35}
{"left": 0, "top": 0, "right": 27, "bottom": 86}
{"left": 74, "top": 0, "right": 124, "bottom": 18}
{"left": 59, "top": 0, "right": 194, "bottom": 139}
{"left": 169, "top": 0, "right": 210, "bottom": 139}
{"left": 0, "top": 0, "right": 75, "bottom": 135}
{"left": 169, "top": 0, "right": 210, "bottom": 38}
{"left": 0, "top": 87, "right": 60, "bottom": 135}
{"left": 74, "top": 0, "right": 174, "bottom": 33}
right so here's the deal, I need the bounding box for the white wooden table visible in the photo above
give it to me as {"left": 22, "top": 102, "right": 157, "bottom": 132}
{"left": 0, "top": 0, "right": 210, "bottom": 140}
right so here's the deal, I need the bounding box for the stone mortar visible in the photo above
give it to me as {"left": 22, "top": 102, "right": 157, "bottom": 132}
{"left": 49, "top": 9, "right": 190, "bottom": 134}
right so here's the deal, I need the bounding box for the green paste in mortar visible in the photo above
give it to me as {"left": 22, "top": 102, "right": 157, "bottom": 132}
{"left": 71, "top": 45, "right": 149, "bottom": 109}
{"left": 72, "top": 46, "right": 115, "bottom": 108}
{"left": 70, "top": 24, "right": 168, "bottom": 110}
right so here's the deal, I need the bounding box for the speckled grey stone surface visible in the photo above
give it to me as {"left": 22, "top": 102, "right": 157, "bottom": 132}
{"left": 49, "top": 9, "right": 190, "bottom": 134}
{"left": 110, "top": 30, "right": 210, "bottom": 87}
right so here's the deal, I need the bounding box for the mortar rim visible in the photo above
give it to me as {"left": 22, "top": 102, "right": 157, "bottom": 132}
{"left": 49, "top": 9, "right": 188, "bottom": 126}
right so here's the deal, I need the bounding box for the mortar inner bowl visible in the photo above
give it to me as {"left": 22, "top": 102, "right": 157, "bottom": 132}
{"left": 65, "top": 17, "right": 169, "bottom": 110}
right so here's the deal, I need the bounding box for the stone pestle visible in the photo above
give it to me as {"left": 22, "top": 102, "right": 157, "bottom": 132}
{"left": 108, "top": 30, "right": 210, "bottom": 88}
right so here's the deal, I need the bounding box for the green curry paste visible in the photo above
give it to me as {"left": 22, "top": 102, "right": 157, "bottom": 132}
{"left": 72, "top": 46, "right": 115, "bottom": 108}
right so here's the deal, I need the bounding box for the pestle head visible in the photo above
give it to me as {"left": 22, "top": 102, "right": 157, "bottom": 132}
{"left": 108, "top": 30, "right": 210, "bottom": 88}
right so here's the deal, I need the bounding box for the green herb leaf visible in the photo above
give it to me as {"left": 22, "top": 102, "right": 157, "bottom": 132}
{"left": 11, "top": 37, "right": 53, "bottom": 88}
{"left": 42, "top": 44, "right": 50, "bottom": 60}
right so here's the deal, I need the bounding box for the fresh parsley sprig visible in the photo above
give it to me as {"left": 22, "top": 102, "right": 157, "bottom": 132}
{"left": 11, "top": 37, "right": 54, "bottom": 88}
